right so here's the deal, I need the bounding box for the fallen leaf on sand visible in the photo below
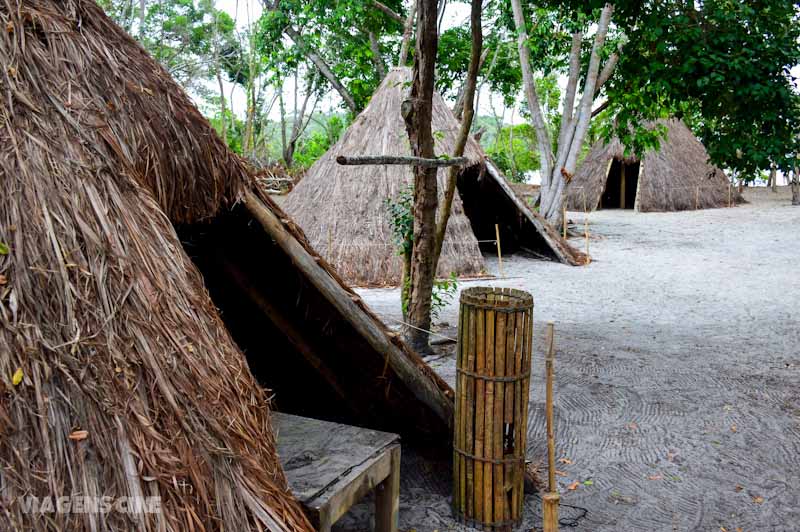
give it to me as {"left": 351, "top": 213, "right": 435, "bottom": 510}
{"left": 69, "top": 430, "right": 89, "bottom": 441}
{"left": 555, "top": 470, "right": 567, "bottom": 477}
{"left": 752, "top": 496, "right": 764, "bottom": 504}
{"left": 734, "top": 485, "right": 744, "bottom": 492}
{"left": 731, "top": 424, "right": 738, "bottom": 433}
{"left": 626, "top": 422, "right": 638, "bottom": 430}
{"left": 647, "top": 474, "right": 663, "bottom": 481}
{"left": 567, "top": 481, "right": 579, "bottom": 491}
{"left": 558, "top": 457, "right": 573, "bottom": 465}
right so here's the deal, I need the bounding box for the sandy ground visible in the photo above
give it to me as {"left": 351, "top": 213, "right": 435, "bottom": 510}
{"left": 339, "top": 187, "right": 800, "bottom": 532}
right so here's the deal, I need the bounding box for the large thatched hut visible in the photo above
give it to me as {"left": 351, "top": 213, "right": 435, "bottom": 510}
{"left": 566, "top": 119, "right": 732, "bottom": 212}
{"left": 284, "top": 68, "right": 582, "bottom": 287}
{"left": 0, "top": 2, "right": 452, "bottom": 530}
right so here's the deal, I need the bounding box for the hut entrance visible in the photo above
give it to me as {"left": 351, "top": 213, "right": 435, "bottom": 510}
{"left": 176, "top": 204, "right": 446, "bottom": 440}
{"left": 600, "top": 159, "right": 640, "bottom": 209}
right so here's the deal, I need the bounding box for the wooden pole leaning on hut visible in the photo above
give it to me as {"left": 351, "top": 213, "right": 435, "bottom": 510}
{"left": 453, "top": 287, "right": 533, "bottom": 531}
{"left": 542, "top": 322, "right": 559, "bottom": 532}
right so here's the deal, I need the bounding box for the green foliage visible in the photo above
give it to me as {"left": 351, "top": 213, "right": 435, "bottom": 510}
{"left": 608, "top": 0, "right": 800, "bottom": 176}
{"left": 385, "top": 183, "right": 414, "bottom": 258}
{"left": 485, "top": 123, "right": 539, "bottom": 182}
{"left": 430, "top": 273, "right": 458, "bottom": 321}
{"left": 294, "top": 115, "right": 347, "bottom": 169}
{"left": 0, "top": 241, "right": 8, "bottom": 255}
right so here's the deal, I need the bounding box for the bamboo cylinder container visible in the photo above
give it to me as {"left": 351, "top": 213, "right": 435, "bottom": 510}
{"left": 453, "top": 287, "right": 534, "bottom": 531}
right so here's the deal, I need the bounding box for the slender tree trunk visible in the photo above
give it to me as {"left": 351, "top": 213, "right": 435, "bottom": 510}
{"left": 433, "top": 0, "right": 482, "bottom": 268}
{"left": 402, "top": 0, "right": 439, "bottom": 354}
{"left": 398, "top": 4, "right": 416, "bottom": 66}
{"left": 769, "top": 163, "right": 777, "bottom": 192}
{"left": 792, "top": 166, "right": 799, "bottom": 205}
{"left": 368, "top": 32, "right": 387, "bottom": 80}
{"left": 138, "top": 0, "right": 146, "bottom": 40}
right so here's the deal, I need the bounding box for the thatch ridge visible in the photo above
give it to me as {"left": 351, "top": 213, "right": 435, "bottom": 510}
{"left": 566, "top": 119, "right": 732, "bottom": 212}
{"left": 0, "top": 1, "right": 307, "bottom": 530}
{"left": 284, "top": 68, "right": 486, "bottom": 286}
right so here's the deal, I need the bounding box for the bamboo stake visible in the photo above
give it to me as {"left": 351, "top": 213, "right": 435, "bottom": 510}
{"left": 543, "top": 492, "right": 560, "bottom": 532}
{"left": 454, "top": 303, "right": 464, "bottom": 512}
{"left": 511, "top": 308, "right": 524, "bottom": 522}
{"left": 545, "top": 322, "right": 556, "bottom": 492}
{"left": 465, "top": 307, "right": 477, "bottom": 519}
{"left": 503, "top": 302, "right": 517, "bottom": 524}
{"left": 474, "top": 306, "right": 486, "bottom": 523}
{"left": 495, "top": 224, "right": 504, "bottom": 279}
{"left": 493, "top": 303, "right": 507, "bottom": 523}
{"left": 583, "top": 192, "right": 590, "bottom": 264}
{"left": 543, "top": 322, "right": 559, "bottom": 532}
{"left": 483, "top": 294, "right": 496, "bottom": 523}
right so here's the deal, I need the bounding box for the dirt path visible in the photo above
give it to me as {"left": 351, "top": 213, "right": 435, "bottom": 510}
{"left": 341, "top": 191, "right": 799, "bottom": 532}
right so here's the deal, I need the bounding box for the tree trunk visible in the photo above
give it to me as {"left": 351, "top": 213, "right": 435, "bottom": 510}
{"left": 369, "top": 31, "right": 387, "bottom": 80}
{"left": 402, "top": 0, "right": 439, "bottom": 354}
{"left": 398, "top": 4, "right": 416, "bottom": 66}
{"left": 769, "top": 163, "right": 777, "bottom": 192}
{"left": 433, "top": 0, "right": 482, "bottom": 266}
{"left": 792, "top": 166, "right": 799, "bottom": 205}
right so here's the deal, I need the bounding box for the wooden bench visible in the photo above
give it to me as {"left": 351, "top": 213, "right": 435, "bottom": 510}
{"left": 273, "top": 413, "right": 401, "bottom": 532}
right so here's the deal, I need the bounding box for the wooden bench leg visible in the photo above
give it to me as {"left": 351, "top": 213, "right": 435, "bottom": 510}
{"left": 375, "top": 445, "right": 400, "bottom": 532}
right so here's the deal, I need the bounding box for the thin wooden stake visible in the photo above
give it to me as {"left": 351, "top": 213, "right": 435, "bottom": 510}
{"left": 495, "top": 224, "right": 504, "bottom": 279}
{"left": 543, "top": 322, "right": 559, "bottom": 532}
{"left": 545, "top": 322, "right": 556, "bottom": 492}
{"left": 543, "top": 492, "right": 560, "bottom": 532}
{"left": 583, "top": 192, "right": 590, "bottom": 265}
{"left": 728, "top": 184, "right": 732, "bottom": 208}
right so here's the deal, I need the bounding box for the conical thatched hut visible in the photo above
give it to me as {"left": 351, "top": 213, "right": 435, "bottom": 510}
{"left": 566, "top": 119, "right": 732, "bottom": 212}
{"left": 0, "top": 2, "right": 452, "bottom": 530}
{"left": 285, "top": 68, "right": 582, "bottom": 287}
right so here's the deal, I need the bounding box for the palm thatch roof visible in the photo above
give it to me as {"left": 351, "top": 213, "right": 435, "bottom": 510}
{"left": 284, "top": 68, "right": 583, "bottom": 287}
{"left": 0, "top": 2, "right": 453, "bottom": 530}
{"left": 566, "top": 119, "right": 733, "bottom": 212}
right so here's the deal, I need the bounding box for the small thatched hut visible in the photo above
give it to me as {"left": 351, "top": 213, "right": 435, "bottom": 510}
{"left": 0, "top": 2, "right": 452, "bottom": 530}
{"left": 285, "top": 68, "right": 582, "bottom": 287}
{"left": 566, "top": 119, "right": 732, "bottom": 212}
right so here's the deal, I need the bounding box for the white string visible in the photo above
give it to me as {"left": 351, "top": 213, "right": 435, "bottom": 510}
{"left": 385, "top": 317, "right": 458, "bottom": 343}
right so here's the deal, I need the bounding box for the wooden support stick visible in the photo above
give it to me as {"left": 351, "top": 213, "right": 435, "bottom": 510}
{"left": 543, "top": 492, "right": 560, "bottom": 532}
{"left": 543, "top": 322, "right": 559, "bottom": 532}
{"left": 336, "top": 155, "right": 468, "bottom": 167}
{"left": 728, "top": 184, "right": 732, "bottom": 208}
{"left": 545, "top": 322, "right": 556, "bottom": 492}
{"left": 495, "top": 224, "right": 504, "bottom": 279}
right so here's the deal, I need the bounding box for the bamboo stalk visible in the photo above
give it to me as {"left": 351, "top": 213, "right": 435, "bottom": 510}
{"left": 543, "top": 492, "right": 560, "bottom": 532}
{"left": 495, "top": 224, "right": 504, "bottom": 279}
{"left": 493, "top": 304, "right": 507, "bottom": 523}
{"left": 465, "top": 306, "right": 477, "bottom": 519}
{"left": 474, "top": 306, "right": 486, "bottom": 523}
{"left": 511, "top": 308, "right": 525, "bottom": 522}
{"left": 503, "top": 301, "right": 517, "bottom": 523}
{"left": 483, "top": 294, "right": 496, "bottom": 523}
{"left": 545, "top": 322, "right": 556, "bottom": 492}
{"left": 459, "top": 305, "right": 468, "bottom": 516}
{"left": 453, "top": 303, "right": 464, "bottom": 512}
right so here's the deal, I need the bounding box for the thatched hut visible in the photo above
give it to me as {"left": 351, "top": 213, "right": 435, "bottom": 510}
{"left": 0, "top": 2, "right": 452, "bottom": 530}
{"left": 566, "top": 119, "right": 733, "bottom": 212}
{"left": 284, "top": 68, "right": 583, "bottom": 287}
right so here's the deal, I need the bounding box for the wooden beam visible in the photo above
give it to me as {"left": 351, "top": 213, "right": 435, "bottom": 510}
{"left": 336, "top": 155, "right": 469, "bottom": 168}
{"left": 243, "top": 189, "right": 454, "bottom": 430}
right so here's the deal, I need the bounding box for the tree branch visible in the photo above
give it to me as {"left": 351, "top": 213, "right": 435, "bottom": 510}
{"left": 554, "top": 31, "right": 583, "bottom": 170}
{"left": 371, "top": 0, "right": 405, "bottom": 24}
{"left": 434, "top": 0, "right": 482, "bottom": 263}
{"left": 398, "top": 4, "right": 416, "bottom": 66}
{"left": 335, "top": 155, "right": 468, "bottom": 167}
